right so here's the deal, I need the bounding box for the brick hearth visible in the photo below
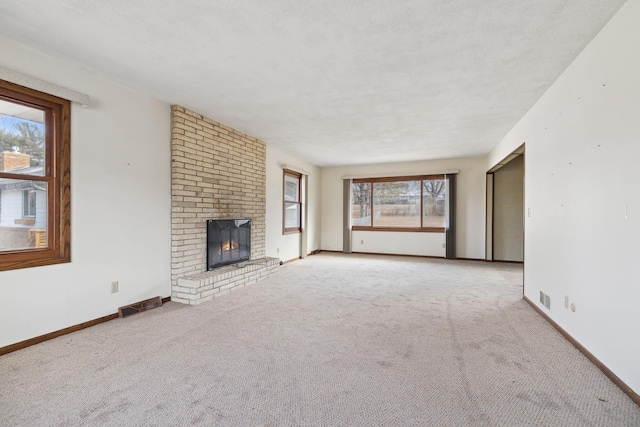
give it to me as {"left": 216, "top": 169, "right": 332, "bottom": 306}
{"left": 172, "top": 257, "right": 280, "bottom": 305}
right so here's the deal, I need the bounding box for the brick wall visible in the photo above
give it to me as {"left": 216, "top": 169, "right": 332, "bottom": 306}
{"left": 171, "top": 105, "right": 267, "bottom": 289}
{"left": 0, "top": 151, "right": 30, "bottom": 171}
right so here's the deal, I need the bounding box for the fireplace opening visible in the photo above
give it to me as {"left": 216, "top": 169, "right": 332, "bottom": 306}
{"left": 207, "top": 219, "right": 251, "bottom": 270}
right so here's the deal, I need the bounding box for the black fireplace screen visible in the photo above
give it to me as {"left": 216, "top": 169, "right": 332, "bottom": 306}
{"left": 206, "top": 219, "right": 251, "bottom": 270}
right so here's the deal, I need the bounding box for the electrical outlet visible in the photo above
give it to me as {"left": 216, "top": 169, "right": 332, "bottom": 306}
{"left": 276, "top": 248, "right": 279, "bottom": 254}
{"left": 111, "top": 281, "right": 119, "bottom": 294}
{"left": 564, "top": 295, "right": 569, "bottom": 309}
{"left": 442, "top": 243, "right": 446, "bottom": 248}
{"left": 360, "top": 240, "right": 364, "bottom": 244}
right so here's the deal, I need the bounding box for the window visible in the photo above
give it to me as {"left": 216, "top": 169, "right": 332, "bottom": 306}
{"left": 22, "top": 189, "right": 37, "bottom": 217}
{"left": 283, "top": 170, "right": 301, "bottom": 233}
{"left": 0, "top": 79, "right": 71, "bottom": 271}
{"left": 352, "top": 175, "right": 445, "bottom": 232}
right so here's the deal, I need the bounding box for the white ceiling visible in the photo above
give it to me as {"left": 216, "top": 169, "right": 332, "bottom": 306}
{"left": 0, "top": 1, "right": 626, "bottom": 167}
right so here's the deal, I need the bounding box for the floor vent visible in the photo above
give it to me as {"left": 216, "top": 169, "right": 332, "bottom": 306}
{"left": 118, "top": 296, "right": 163, "bottom": 318}
{"left": 539, "top": 291, "right": 551, "bottom": 310}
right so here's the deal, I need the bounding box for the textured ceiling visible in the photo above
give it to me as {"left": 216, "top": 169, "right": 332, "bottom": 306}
{"left": 0, "top": 1, "right": 626, "bottom": 166}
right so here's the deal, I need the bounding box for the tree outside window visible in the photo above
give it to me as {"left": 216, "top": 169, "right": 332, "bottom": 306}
{"left": 351, "top": 175, "right": 445, "bottom": 232}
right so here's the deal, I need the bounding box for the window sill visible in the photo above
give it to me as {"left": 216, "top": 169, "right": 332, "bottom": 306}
{"left": 0, "top": 248, "right": 70, "bottom": 271}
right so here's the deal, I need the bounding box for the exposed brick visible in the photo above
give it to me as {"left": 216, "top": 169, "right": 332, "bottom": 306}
{"left": 170, "top": 105, "right": 270, "bottom": 303}
{"left": 170, "top": 296, "right": 192, "bottom": 305}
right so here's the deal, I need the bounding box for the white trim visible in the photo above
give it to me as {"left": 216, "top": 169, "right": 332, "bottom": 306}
{"left": 341, "top": 169, "right": 459, "bottom": 180}
{"left": 0, "top": 65, "right": 90, "bottom": 108}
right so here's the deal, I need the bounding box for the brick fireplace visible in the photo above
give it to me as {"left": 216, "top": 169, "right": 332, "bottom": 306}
{"left": 170, "top": 106, "right": 279, "bottom": 304}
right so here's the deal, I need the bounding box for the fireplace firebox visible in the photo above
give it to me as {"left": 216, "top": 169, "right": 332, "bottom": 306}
{"left": 206, "top": 219, "right": 251, "bottom": 270}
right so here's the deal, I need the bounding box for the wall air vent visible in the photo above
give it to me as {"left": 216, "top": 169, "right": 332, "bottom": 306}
{"left": 118, "top": 296, "right": 163, "bottom": 318}
{"left": 539, "top": 291, "right": 551, "bottom": 310}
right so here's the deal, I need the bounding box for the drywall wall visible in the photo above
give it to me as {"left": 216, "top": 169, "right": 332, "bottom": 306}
{"left": 352, "top": 230, "right": 445, "bottom": 257}
{"left": 321, "top": 157, "right": 486, "bottom": 259}
{"left": 0, "top": 37, "right": 171, "bottom": 348}
{"left": 266, "top": 145, "right": 321, "bottom": 262}
{"left": 487, "top": 0, "right": 640, "bottom": 394}
{"left": 492, "top": 155, "right": 524, "bottom": 262}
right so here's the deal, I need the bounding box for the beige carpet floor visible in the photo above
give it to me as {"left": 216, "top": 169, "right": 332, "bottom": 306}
{"left": 1, "top": 253, "right": 638, "bottom": 426}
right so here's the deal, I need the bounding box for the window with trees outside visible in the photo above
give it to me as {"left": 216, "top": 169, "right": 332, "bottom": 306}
{"left": 283, "top": 170, "right": 301, "bottom": 234}
{"left": 0, "top": 79, "right": 71, "bottom": 271}
{"left": 352, "top": 175, "right": 446, "bottom": 232}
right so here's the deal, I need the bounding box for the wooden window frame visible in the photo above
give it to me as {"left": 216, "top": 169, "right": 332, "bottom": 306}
{"left": 0, "top": 79, "right": 71, "bottom": 271}
{"left": 283, "top": 169, "right": 302, "bottom": 234}
{"left": 351, "top": 174, "right": 445, "bottom": 233}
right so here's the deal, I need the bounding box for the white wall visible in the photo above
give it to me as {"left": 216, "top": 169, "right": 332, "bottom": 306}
{"left": 0, "top": 190, "right": 22, "bottom": 227}
{"left": 492, "top": 155, "right": 524, "bottom": 262}
{"left": 488, "top": 0, "right": 640, "bottom": 394}
{"left": 266, "top": 145, "right": 321, "bottom": 262}
{"left": 0, "top": 37, "right": 171, "bottom": 348}
{"left": 352, "top": 230, "right": 445, "bottom": 257}
{"left": 321, "top": 157, "right": 486, "bottom": 259}
{"left": 34, "top": 189, "right": 46, "bottom": 229}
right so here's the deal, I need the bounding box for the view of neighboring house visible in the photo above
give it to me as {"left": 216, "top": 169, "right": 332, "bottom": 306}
{"left": 0, "top": 101, "right": 47, "bottom": 251}
{"left": 0, "top": 151, "right": 47, "bottom": 250}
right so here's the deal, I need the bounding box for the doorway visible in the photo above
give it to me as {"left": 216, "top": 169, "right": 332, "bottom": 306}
{"left": 486, "top": 145, "right": 524, "bottom": 262}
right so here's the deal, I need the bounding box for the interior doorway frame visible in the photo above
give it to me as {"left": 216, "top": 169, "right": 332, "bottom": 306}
{"left": 485, "top": 143, "right": 525, "bottom": 263}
